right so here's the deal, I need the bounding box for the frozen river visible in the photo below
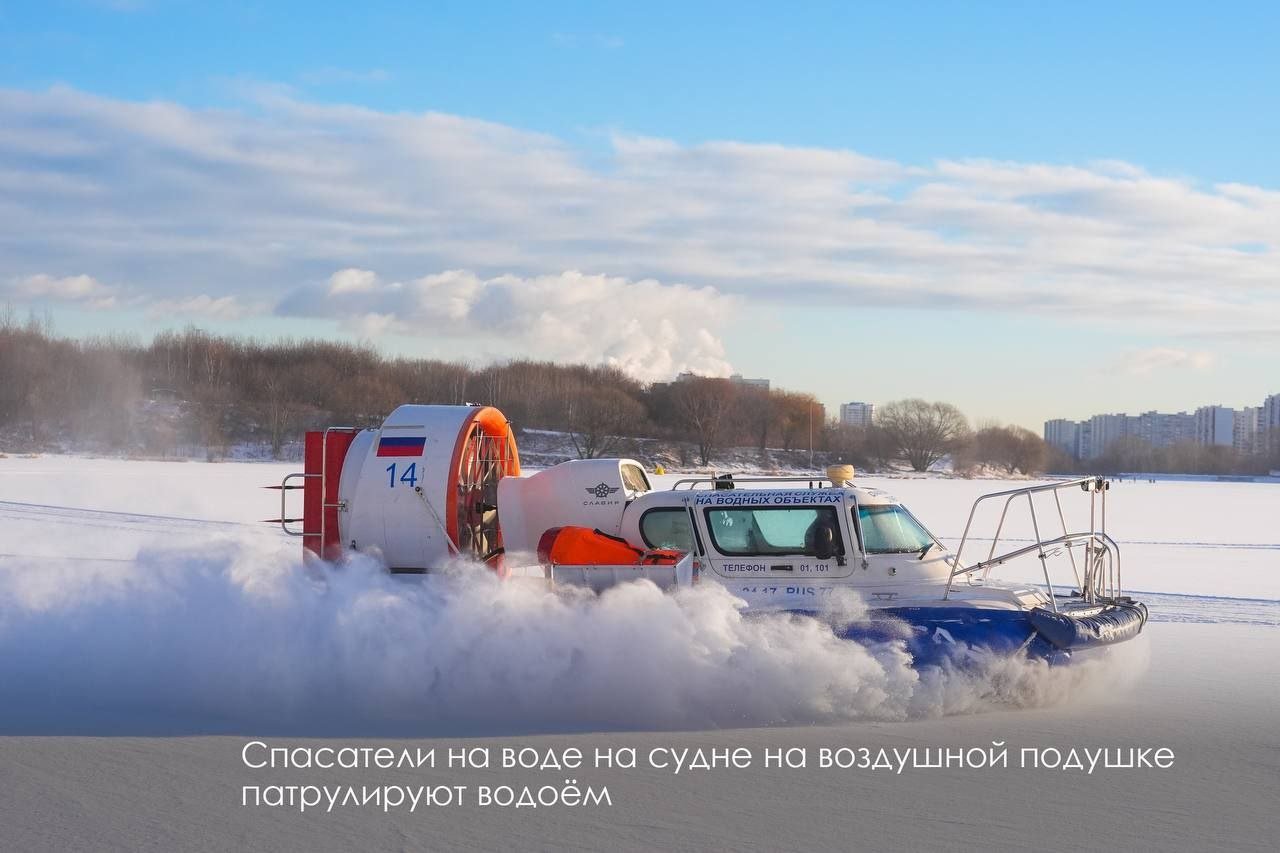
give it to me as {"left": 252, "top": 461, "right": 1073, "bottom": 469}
{"left": 1, "top": 455, "right": 1277, "bottom": 851}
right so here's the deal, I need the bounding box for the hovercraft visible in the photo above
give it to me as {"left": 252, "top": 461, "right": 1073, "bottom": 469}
{"left": 271, "top": 404, "right": 1147, "bottom": 664}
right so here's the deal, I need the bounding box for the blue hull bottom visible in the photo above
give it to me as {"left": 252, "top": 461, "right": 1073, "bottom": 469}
{"left": 825, "top": 602, "right": 1148, "bottom": 667}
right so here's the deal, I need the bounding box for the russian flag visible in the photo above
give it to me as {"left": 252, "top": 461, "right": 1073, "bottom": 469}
{"left": 376, "top": 436, "right": 426, "bottom": 457}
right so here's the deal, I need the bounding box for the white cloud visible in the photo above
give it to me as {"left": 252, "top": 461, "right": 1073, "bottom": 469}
{"left": 285, "top": 269, "right": 734, "bottom": 382}
{"left": 1116, "top": 347, "right": 1216, "bottom": 376}
{"left": 5, "top": 272, "right": 262, "bottom": 322}
{"left": 7, "top": 273, "right": 116, "bottom": 308}
{"left": 0, "top": 85, "right": 1277, "bottom": 349}
{"left": 326, "top": 268, "right": 379, "bottom": 294}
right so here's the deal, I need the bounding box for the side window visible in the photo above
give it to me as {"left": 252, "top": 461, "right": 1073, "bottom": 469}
{"left": 620, "top": 463, "right": 651, "bottom": 494}
{"left": 639, "top": 508, "right": 694, "bottom": 551}
{"left": 703, "top": 506, "right": 844, "bottom": 557}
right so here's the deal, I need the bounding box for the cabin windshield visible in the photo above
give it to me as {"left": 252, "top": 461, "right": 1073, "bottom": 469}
{"left": 857, "top": 504, "right": 935, "bottom": 554}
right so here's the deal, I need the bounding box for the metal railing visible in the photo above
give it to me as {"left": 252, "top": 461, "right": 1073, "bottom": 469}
{"left": 274, "top": 471, "right": 316, "bottom": 537}
{"left": 670, "top": 475, "right": 835, "bottom": 491}
{"left": 943, "top": 477, "right": 1120, "bottom": 612}
{"left": 271, "top": 426, "right": 357, "bottom": 548}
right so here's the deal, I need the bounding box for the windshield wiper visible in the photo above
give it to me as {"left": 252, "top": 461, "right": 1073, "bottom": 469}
{"left": 918, "top": 542, "right": 933, "bottom": 560}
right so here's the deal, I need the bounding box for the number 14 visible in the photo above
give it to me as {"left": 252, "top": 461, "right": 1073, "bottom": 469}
{"left": 386, "top": 462, "right": 418, "bottom": 488}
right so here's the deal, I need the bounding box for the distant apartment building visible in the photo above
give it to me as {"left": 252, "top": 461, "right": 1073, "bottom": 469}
{"left": 1265, "top": 394, "right": 1280, "bottom": 423}
{"left": 1138, "top": 410, "right": 1195, "bottom": 448}
{"left": 1077, "top": 420, "right": 1093, "bottom": 461}
{"left": 1084, "top": 413, "right": 1139, "bottom": 460}
{"left": 1234, "top": 407, "right": 1261, "bottom": 456}
{"left": 839, "top": 401, "right": 875, "bottom": 428}
{"left": 675, "top": 372, "right": 770, "bottom": 391}
{"left": 1263, "top": 393, "right": 1280, "bottom": 452}
{"left": 1043, "top": 419, "right": 1080, "bottom": 458}
{"left": 729, "top": 374, "right": 770, "bottom": 391}
{"left": 1193, "top": 405, "right": 1234, "bottom": 447}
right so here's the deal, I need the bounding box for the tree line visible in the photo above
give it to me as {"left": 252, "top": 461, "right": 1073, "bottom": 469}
{"left": 2, "top": 312, "right": 1066, "bottom": 474}
{"left": 1066, "top": 433, "right": 1280, "bottom": 477}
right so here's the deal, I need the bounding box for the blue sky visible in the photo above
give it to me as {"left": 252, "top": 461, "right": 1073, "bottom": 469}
{"left": 6, "top": 1, "right": 1276, "bottom": 181}
{"left": 1, "top": 1, "right": 1277, "bottom": 428}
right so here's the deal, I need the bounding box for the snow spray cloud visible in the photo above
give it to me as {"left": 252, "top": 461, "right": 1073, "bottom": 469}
{"left": 0, "top": 535, "right": 1147, "bottom": 735}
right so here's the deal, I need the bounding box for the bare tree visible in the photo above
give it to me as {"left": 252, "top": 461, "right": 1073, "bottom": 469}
{"left": 671, "top": 377, "right": 737, "bottom": 466}
{"left": 566, "top": 385, "right": 646, "bottom": 458}
{"left": 1009, "top": 427, "right": 1049, "bottom": 474}
{"left": 1095, "top": 435, "right": 1155, "bottom": 474}
{"left": 735, "top": 386, "right": 773, "bottom": 450}
{"left": 877, "top": 399, "right": 970, "bottom": 472}
{"left": 1265, "top": 427, "right": 1280, "bottom": 470}
{"left": 826, "top": 424, "right": 873, "bottom": 470}
{"left": 972, "top": 425, "right": 1021, "bottom": 473}
{"left": 256, "top": 368, "right": 298, "bottom": 458}
{"left": 861, "top": 424, "right": 897, "bottom": 470}
{"left": 970, "top": 425, "right": 1049, "bottom": 475}
{"left": 749, "top": 390, "right": 818, "bottom": 452}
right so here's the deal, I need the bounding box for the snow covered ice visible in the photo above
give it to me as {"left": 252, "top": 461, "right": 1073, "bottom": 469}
{"left": 1, "top": 455, "right": 1278, "bottom": 853}
{"left": 0, "top": 455, "right": 1275, "bottom": 734}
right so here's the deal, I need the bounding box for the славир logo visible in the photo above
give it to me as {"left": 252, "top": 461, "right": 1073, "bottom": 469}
{"left": 586, "top": 482, "right": 621, "bottom": 499}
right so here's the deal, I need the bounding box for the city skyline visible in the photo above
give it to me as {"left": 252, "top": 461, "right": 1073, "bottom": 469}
{"left": 1045, "top": 392, "right": 1280, "bottom": 460}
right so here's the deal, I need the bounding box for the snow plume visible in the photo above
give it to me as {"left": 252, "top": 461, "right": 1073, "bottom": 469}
{"left": 0, "top": 536, "right": 1146, "bottom": 735}
{"left": 277, "top": 268, "right": 735, "bottom": 382}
